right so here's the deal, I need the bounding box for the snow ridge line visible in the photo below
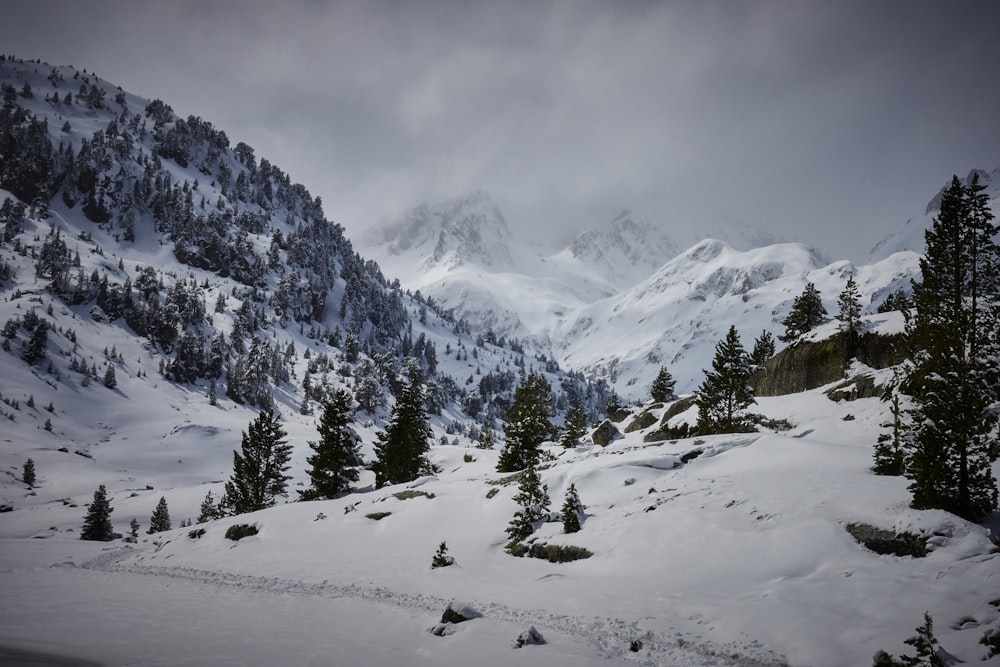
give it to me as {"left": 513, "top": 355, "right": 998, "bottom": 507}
{"left": 83, "top": 550, "right": 787, "bottom": 667}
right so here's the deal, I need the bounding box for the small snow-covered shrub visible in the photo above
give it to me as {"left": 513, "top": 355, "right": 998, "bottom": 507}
{"left": 507, "top": 540, "right": 593, "bottom": 563}
{"left": 463, "top": 452, "right": 474, "bottom": 463}
{"left": 431, "top": 541, "right": 455, "bottom": 568}
{"left": 391, "top": 489, "right": 435, "bottom": 501}
{"left": 224, "top": 523, "right": 258, "bottom": 541}
{"left": 188, "top": 528, "right": 206, "bottom": 539}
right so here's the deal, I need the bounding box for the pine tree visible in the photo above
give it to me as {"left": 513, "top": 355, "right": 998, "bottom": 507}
{"left": 22, "top": 319, "right": 47, "bottom": 365}
{"left": 750, "top": 330, "right": 776, "bottom": 367}
{"left": 147, "top": 496, "right": 171, "bottom": 533}
{"left": 559, "top": 399, "right": 587, "bottom": 449}
{"left": 197, "top": 490, "right": 220, "bottom": 523}
{"left": 780, "top": 282, "right": 827, "bottom": 342}
{"left": 561, "top": 483, "right": 584, "bottom": 534}
{"left": 497, "top": 372, "right": 555, "bottom": 472}
{"left": 22, "top": 458, "right": 35, "bottom": 487}
{"left": 430, "top": 541, "right": 455, "bottom": 568}
{"left": 837, "top": 276, "right": 863, "bottom": 358}
{"left": 222, "top": 410, "right": 292, "bottom": 515}
{"left": 128, "top": 518, "right": 140, "bottom": 541}
{"left": 299, "top": 389, "right": 362, "bottom": 500}
{"left": 903, "top": 174, "right": 999, "bottom": 522}
{"left": 505, "top": 462, "right": 551, "bottom": 545}
{"left": 605, "top": 391, "right": 623, "bottom": 418}
{"left": 103, "top": 364, "right": 117, "bottom": 389}
{"left": 80, "top": 484, "right": 114, "bottom": 541}
{"left": 650, "top": 366, "right": 676, "bottom": 403}
{"left": 695, "top": 326, "right": 756, "bottom": 435}
{"left": 874, "top": 612, "right": 944, "bottom": 667}
{"left": 873, "top": 394, "right": 906, "bottom": 476}
{"left": 372, "top": 373, "right": 431, "bottom": 488}
{"left": 476, "top": 426, "right": 496, "bottom": 450}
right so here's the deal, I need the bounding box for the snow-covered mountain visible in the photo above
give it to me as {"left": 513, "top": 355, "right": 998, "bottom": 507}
{"left": 2, "top": 56, "right": 998, "bottom": 667}
{"left": 867, "top": 167, "right": 1000, "bottom": 262}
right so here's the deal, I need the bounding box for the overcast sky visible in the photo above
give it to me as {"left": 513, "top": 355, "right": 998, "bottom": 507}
{"left": 4, "top": 0, "right": 1000, "bottom": 260}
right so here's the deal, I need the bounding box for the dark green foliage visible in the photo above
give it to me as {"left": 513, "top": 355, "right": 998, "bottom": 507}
{"left": 497, "top": 372, "right": 555, "bottom": 472}
{"left": 837, "top": 276, "right": 863, "bottom": 357}
{"left": 431, "top": 541, "right": 455, "bottom": 568}
{"left": 102, "top": 364, "right": 117, "bottom": 389}
{"left": 147, "top": 496, "right": 171, "bottom": 534}
{"left": 873, "top": 394, "right": 906, "bottom": 476}
{"left": 128, "top": 518, "right": 139, "bottom": 541}
{"left": 506, "top": 541, "right": 593, "bottom": 563}
{"left": 780, "top": 282, "right": 827, "bottom": 342}
{"left": 505, "top": 462, "right": 550, "bottom": 545}
{"left": 605, "top": 391, "right": 623, "bottom": 418}
{"left": 877, "top": 288, "right": 911, "bottom": 314}
{"left": 650, "top": 366, "right": 676, "bottom": 402}
{"left": 372, "top": 374, "right": 431, "bottom": 488}
{"left": 903, "top": 175, "right": 999, "bottom": 522}
{"left": 21, "top": 319, "right": 47, "bottom": 365}
{"left": 561, "top": 483, "right": 583, "bottom": 533}
{"left": 559, "top": 399, "right": 587, "bottom": 449}
{"left": 881, "top": 612, "right": 943, "bottom": 667}
{"left": 80, "top": 484, "right": 114, "bottom": 541}
{"left": 188, "top": 528, "right": 206, "bottom": 539}
{"left": 749, "top": 330, "right": 776, "bottom": 367}
{"left": 22, "top": 457, "right": 35, "bottom": 487}
{"left": 224, "top": 523, "right": 258, "bottom": 541}
{"left": 197, "top": 490, "right": 221, "bottom": 523}
{"left": 300, "top": 389, "right": 362, "bottom": 500}
{"left": 695, "top": 326, "right": 756, "bottom": 435}
{"left": 222, "top": 410, "right": 292, "bottom": 515}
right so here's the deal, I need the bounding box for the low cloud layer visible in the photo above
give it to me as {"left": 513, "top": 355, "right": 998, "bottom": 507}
{"left": 4, "top": 1, "right": 1000, "bottom": 259}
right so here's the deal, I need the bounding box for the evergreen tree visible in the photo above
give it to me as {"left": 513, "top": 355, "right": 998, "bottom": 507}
{"left": 128, "top": 518, "right": 140, "bottom": 541}
{"left": 22, "top": 319, "right": 47, "bottom": 365}
{"left": 561, "top": 483, "right": 584, "bottom": 534}
{"left": 903, "top": 175, "right": 999, "bottom": 522}
{"left": 147, "top": 496, "right": 171, "bottom": 533}
{"left": 372, "top": 373, "right": 431, "bottom": 487}
{"left": 605, "top": 391, "right": 623, "bottom": 418}
{"left": 559, "top": 399, "right": 588, "bottom": 449}
{"left": 695, "top": 326, "right": 756, "bottom": 435}
{"left": 505, "top": 462, "right": 551, "bottom": 545}
{"left": 222, "top": 410, "right": 292, "bottom": 515}
{"left": 22, "top": 457, "right": 35, "bottom": 487}
{"left": 476, "top": 426, "right": 497, "bottom": 450}
{"left": 873, "top": 394, "right": 906, "bottom": 476}
{"left": 197, "top": 490, "right": 220, "bottom": 523}
{"left": 430, "top": 541, "right": 455, "bottom": 568}
{"left": 650, "top": 366, "right": 676, "bottom": 403}
{"left": 299, "top": 389, "right": 362, "bottom": 500}
{"left": 874, "top": 612, "right": 943, "bottom": 667}
{"left": 80, "top": 484, "right": 114, "bottom": 541}
{"left": 750, "top": 330, "right": 776, "bottom": 367}
{"left": 497, "top": 372, "right": 555, "bottom": 472}
{"left": 780, "top": 282, "right": 827, "bottom": 342}
{"left": 103, "top": 364, "right": 117, "bottom": 389}
{"left": 837, "top": 276, "right": 863, "bottom": 357}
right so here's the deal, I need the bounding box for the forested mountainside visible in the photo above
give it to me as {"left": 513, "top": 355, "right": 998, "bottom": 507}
{"left": 0, "top": 55, "right": 613, "bottom": 436}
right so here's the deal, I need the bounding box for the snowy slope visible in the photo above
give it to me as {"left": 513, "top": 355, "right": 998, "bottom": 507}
{"left": 2, "top": 386, "right": 998, "bottom": 666}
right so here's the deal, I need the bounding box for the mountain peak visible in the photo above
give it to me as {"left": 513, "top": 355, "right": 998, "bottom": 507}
{"left": 364, "top": 191, "right": 512, "bottom": 273}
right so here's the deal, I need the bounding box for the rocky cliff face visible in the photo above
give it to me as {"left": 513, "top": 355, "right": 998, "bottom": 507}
{"left": 753, "top": 330, "right": 907, "bottom": 397}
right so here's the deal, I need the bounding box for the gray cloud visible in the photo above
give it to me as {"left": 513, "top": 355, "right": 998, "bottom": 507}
{"left": 4, "top": 0, "right": 1000, "bottom": 260}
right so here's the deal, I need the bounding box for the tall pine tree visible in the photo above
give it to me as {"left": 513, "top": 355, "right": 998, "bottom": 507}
{"left": 497, "top": 372, "right": 555, "bottom": 472}
{"left": 695, "top": 326, "right": 756, "bottom": 435}
{"left": 300, "top": 389, "right": 363, "bottom": 499}
{"left": 559, "top": 399, "right": 587, "bottom": 449}
{"left": 837, "top": 276, "right": 863, "bottom": 358}
{"left": 650, "top": 366, "right": 676, "bottom": 402}
{"left": 903, "top": 174, "right": 999, "bottom": 521}
{"left": 148, "top": 496, "right": 171, "bottom": 533}
{"left": 506, "top": 462, "right": 551, "bottom": 544}
{"left": 80, "top": 484, "right": 114, "bottom": 541}
{"left": 222, "top": 410, "right": 292, "bottom": 515}
{"left": 372, "top": 372, "right": 431, "bottom": 488}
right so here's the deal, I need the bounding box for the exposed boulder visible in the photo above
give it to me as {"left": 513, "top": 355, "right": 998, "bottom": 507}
{"left": 753, "top": 330, "right": 906, "bottom": 397}
{"left": 591, "top": 420, "right": 621, "bottom": 446}
{"left": 624, "top": 410, "right": 658, "bottom": 433}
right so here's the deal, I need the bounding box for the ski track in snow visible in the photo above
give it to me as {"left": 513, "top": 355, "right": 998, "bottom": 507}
{"left": 83, "top": 549, "right": 787, "bottom": 667}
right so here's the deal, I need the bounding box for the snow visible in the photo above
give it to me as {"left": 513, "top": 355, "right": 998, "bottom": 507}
{"left": 2, "top": 381, "right": 998, "bottom": 666}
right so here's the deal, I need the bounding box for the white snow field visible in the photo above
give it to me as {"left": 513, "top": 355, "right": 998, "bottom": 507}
{"left": 2, "top": 380, "right": 998, "bottom": 666}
